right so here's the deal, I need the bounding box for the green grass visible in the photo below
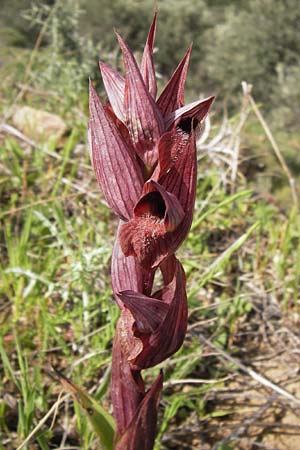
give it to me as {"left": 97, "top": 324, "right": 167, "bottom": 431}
{"left": 1, "top": 125, "right": 299, "bottom": 448}
{"left": 0, "top": 128, "right": 120, "bottom": 448}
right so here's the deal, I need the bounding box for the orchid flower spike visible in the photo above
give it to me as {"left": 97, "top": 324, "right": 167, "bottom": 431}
{"left": 89, "top": 11, "right": 214, "bottom": 450}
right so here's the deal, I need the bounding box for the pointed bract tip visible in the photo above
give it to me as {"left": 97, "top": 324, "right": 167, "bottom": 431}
{"left": 157, "top": 43, "right": 194, "bottom": 116}
{"left": 115, "top": 30, "right": 125, "bottom": 47}
{"left": 204, "top": 95, "right": 216, "bottom": 110}
{"left": 182, "top": 43, "right": 193, "bottom": 64}
{"left": 147, "top": 9, "right": 158, "bottom": 51}
{"left": 114, "top": 29, "right": 124, "bottom": 50}
{"left": 115, "top": 31, "right": 132, "bottom": 63}
{"left": 89, "top": 78, "right": 98, "bottom": 96}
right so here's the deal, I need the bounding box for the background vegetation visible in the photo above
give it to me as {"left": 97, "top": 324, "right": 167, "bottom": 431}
{"left": 1, "top": 1, "right": 300, "bottom": 449}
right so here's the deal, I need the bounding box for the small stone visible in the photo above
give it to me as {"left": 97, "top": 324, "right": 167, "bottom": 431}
{"left": 12, "top": 106, "right": 67, "bottom": 143}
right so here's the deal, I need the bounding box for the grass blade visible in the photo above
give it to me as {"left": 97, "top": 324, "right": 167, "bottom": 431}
{"left": 53, "top": 369, "right": 116, "bottom": 450}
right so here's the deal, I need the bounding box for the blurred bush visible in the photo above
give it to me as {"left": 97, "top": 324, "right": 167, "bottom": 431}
{"left": 0, "top": 0, "right": 43, "bottom": 46}
{"left": 203, "top": 0, "right": 300, "bottom": 126}
{"left": 1, "top": 0, "right": 300, "bottom": 126}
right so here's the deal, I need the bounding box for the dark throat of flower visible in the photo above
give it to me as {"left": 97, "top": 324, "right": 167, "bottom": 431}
{"left": 177, "top": 116, "right": 199, "bottom": 135}
{"left": 135, "top": 191, "right": 166, "bottom": 219}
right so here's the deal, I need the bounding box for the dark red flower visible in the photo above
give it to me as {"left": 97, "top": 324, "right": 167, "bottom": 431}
{"left": 89, "top": 21, "right": 214, "bottom": 264}
{"left": 117, "top": 255, "right": 187, "bottom": 370}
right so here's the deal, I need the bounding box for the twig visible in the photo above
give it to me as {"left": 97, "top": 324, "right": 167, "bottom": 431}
{"left": 0, "top": 191, "right": 98, "bottom": 220}
{"left": 0, "top": 123, "right": 38, "bottom": 148}
{"left": 229, "top": 83, "right": 251, "bottom": 192}
{"left": 15, "top": 83, "right": 63, "bottom": 100}
{"left": 55, "top": 447, "right": 81, "bottom": 450}
{"left": 0, "top": 123, "right": 93, "bottom": 171}
{"left": 164, "top": 375, "right": 233, "bottom": 388}
{"left": 242, "top": 81, "right": 298, "bottom": 209}
{"left": 16, "top": 393, "right": 69, "bottom": 450}
{"left": 197, "top": 333, "right": 300, "bottom": 407}
{"left": 50, "top": 391, "right": 64, "bottom": 430}
{"left": 0, "top": 123, "right": 63, "bottom": 162}
{"left": 219, "top": 438, "right": 279, "bottom": 450}
{"left": 68, "top": 350, "right": 107, "bottom": 372}
{"left": 4, "top": 1, "right": 61, "bottom": 122}
{"left": 212, "top": 399, "right": 274, "bottom": 450}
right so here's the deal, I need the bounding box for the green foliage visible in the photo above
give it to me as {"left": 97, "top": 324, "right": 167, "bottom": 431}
{"left": 1, "top": 129, "right": 300, "bottom": 447}
{"left": 2, "top": 0, "right": 300, "bottom": 127}
{"left": 0, "top": 0, "right": 39, "bottom": 47}
{"left": 204, "top": 0, "right": 300, "bottom": 125}
{"left": 26, "top": 1, "right": 99, "bottom": 106}
{"left": 78, "top": 0, "right": 211, "bottom": 98}
{"left": 56, "top": 372, "right": 116, "bottom": 450}
{"left": 269, "top": 63, "right": 300, "bottom": 128}
{"left": 0, "top": 134, "right": 118, "bottom": 448}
